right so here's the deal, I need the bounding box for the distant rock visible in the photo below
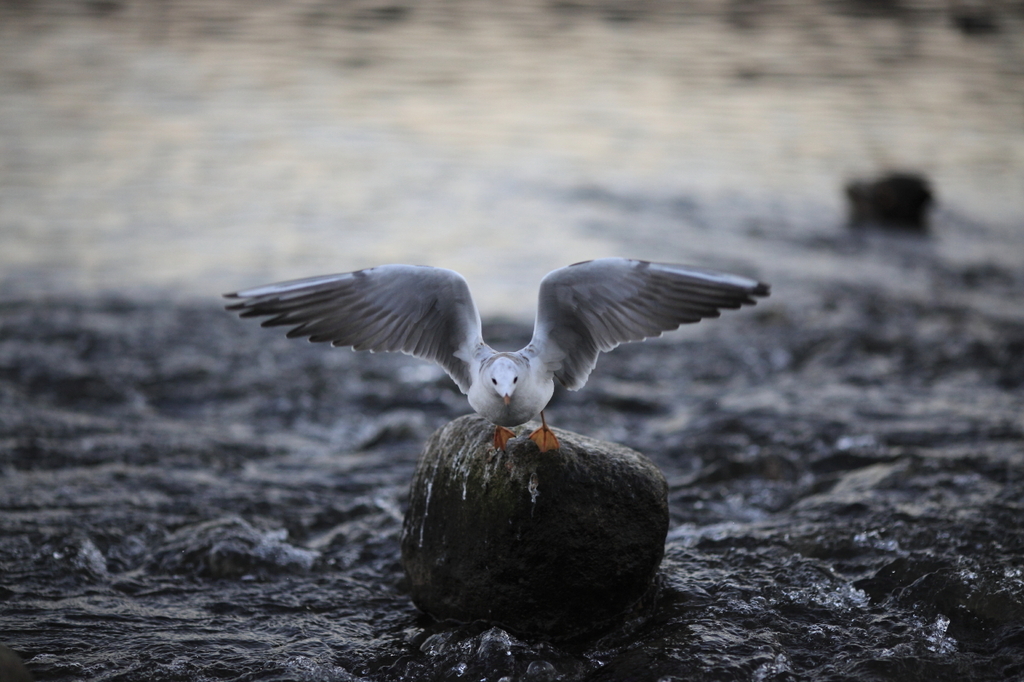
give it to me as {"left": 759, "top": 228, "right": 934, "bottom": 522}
{"left": 846, "top": 172, "right": 934, "bottom": 233}
{"left": 401, "top": 415, "right": 668, "bottom": 639}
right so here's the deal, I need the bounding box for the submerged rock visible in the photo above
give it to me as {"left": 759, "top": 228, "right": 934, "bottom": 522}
{"left": 150, "top": 516, "right": 320, "bottom": 579}
{"left": 401, "top": 414, "right": 669, "bottom": 639}
{"left": 0, "top": 644, "right": 33, "bottom": 682}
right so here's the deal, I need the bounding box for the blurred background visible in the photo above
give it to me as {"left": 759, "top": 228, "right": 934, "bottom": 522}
{"left": 1, "top": 0, "right": 1022, "bottom": 319}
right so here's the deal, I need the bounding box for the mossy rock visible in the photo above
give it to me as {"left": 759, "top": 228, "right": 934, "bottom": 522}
{"left": 401, "top": 414, "right": 668, "bottom": 639}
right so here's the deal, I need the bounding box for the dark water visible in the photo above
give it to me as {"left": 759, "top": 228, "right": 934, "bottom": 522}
{"left": 2, "top": 249, "right": 1023, "bottom": 680}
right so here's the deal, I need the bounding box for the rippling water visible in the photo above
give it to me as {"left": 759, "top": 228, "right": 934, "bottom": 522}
{"left": 2, "top": 2, "right": 1024, "bottom": 681}
{"left": 2, "top": 289, "right": 1023, "bottom": 681}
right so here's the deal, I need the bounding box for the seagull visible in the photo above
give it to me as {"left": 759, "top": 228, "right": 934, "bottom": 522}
{"left": 224, "top": 258, "right": 769, "bottom": 452}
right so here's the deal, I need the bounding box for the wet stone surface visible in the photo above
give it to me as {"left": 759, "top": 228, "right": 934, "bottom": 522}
{"left": 0, "top": 264, "right": 1022, "bottom": 681}
{"left": 401, "top": 415, "right": 668, "bottom": 639}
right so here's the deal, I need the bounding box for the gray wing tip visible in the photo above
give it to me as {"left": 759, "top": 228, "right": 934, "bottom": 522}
{"left": 224, "top": 298, "right": 268, "bottom": 316}
{"left": 736, "top": 282, "right": 770, "bottom": 306}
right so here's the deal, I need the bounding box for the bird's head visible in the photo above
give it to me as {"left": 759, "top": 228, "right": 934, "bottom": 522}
{"left": 487, "top": 356, "right": 519, "bottom": 405}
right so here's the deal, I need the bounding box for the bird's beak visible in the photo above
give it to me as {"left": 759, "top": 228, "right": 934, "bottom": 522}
{"left": 503, "top": 394, "right": 511, "bottom": 405}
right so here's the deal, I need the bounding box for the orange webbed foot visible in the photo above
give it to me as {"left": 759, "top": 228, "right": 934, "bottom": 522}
{"left": 528, "top": 412, "right": 560, "bottom": 453}
{"left": 493, "top": 425, "right": 516, "bottom": 451}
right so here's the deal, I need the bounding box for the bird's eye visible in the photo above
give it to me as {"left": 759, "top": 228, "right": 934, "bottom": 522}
{"left": 513, "top": 377, "right": 518, "bottom": 383}
{"left": 492, "top": 378, "right": 497, "bottom": 385}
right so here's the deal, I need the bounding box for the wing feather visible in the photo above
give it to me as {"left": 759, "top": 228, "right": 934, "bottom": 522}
{"left": 225, "top": 265, "right": 484, "bottom": 393}
{"left": 530, "top": 258, "right": 769, "bottom": 390}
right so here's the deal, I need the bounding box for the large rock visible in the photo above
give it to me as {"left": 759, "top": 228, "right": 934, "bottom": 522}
{"left": 401, "top": 414, "right": 669, "bottom": 639}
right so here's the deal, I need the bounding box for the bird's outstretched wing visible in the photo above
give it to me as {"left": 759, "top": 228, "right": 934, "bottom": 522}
{"left": 224, "top": 265, "right": 484, "bottom": 393}
{"left": 529, "top": 258, "right": 770, "bottom": 390}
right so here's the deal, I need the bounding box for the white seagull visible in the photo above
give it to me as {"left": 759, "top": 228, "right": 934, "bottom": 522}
{"left": 225, "top": 258, "right": 769, "bottom": 452}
